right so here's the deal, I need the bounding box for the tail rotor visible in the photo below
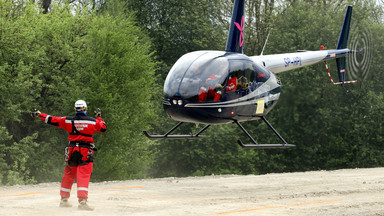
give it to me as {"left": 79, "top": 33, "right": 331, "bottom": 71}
{"left": 347, "top": 25, "right": 372, "bottom": 81}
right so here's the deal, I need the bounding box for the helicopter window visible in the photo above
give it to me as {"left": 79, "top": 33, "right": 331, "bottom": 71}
{"left": 225, "top": 61, "right": 256, "bottom": 94}
{"left": 255, "top": 64, "right": 270, "bottom": 83}
{"left": 164, "top": 52, "right": 202, "bottom": 98}
{"left": 244, "top": 62, "right": 256, "bottom": 90}
{"left": 179, "top": 57, "right": 228, "bottom": 102}
{"left": 226, "top": 61, "right": 242, "bottom": 92}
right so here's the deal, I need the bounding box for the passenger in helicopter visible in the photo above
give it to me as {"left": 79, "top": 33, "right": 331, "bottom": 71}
{"left": 198, "top": 70, "right": 226, "bottom": 102}
{"left": 237, "top": 76, "right": 249, "bottom": 96}
{"left": 226, "top": 75, "right": 238, "bottom": 92}
{"left": 238, "top": 76, "right": 248, "bottom": 89}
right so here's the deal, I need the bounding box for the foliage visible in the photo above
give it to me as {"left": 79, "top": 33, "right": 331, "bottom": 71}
{"left": 77, "top": 12, "right": 159, "bottom": 180}
{"left": 121, "top": 0, "right": 229, "bottom": 78}
{"left": 149, "top": 0, "right": 384, "bottom": 177}
{"left": 0, "top": 0, "right": 158, "bottom": 185}
{"left": 1, "top": 0, "right": 384, "bottom": 185}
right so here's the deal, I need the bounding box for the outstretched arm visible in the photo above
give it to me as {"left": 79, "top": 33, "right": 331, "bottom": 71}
{"left": 31, "top": 109, "right": 64, "bottom": 128}
{"left": 38, "top": 113, "right": 60, "bottom": 127}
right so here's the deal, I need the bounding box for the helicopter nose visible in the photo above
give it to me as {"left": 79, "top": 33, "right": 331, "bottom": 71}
{"left": 164, "top": 97, "right": 189, "bottom": 121}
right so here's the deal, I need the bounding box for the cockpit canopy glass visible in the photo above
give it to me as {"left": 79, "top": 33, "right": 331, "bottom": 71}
{"left": 164, "top": 51, "right": 227, "bottom": 101}
{"left": 164, "top": 51, "right": 271, "bottom": 103}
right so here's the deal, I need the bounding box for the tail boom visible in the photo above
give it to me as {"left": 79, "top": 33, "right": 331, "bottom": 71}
{"left": 251, "top": 49, "right": 350, "bottom": 74}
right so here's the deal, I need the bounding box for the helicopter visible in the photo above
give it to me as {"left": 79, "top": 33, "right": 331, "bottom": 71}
{"left": 143, "top": 0, "right": 357, "bottom": 149}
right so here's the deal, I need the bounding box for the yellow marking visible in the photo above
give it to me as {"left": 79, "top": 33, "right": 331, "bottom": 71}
{"left": 0, "top": 186, "right": 145, "bottom": 198}
{"left": 104, "top": 194, "right": 267, "bottom": 207}
{"left": 92, "top": 186, "right": 145, "bottom": 191}
{"left": 0, "top": 191, "right": 56, "bottom": 197}
{"left": 104, "top": 194, "right": 341, "bottom": 214}
{"left": 216, "top": 199, "right": 342, "bottom": 214}
{"left": 256, "top": 100, "right": 265, "bottom": 114}
{"left": 1, "top": 187, "right": 341, "bottom": 215}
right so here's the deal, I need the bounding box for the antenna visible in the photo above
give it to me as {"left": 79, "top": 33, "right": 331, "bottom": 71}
{"left": 260, "top": 30, "right": 271, "bottom": 56}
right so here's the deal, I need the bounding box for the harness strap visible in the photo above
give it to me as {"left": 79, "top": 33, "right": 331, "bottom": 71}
{"left": 66, "top": 143, "right": 96, "bottom": 167}
{"left": 69, "top": 141, "right": 97, "bottom": 150}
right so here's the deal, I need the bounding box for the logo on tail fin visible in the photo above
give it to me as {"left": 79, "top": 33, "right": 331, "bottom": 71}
{"left": 234, "top": 16, "right": 244, "bottom": 47}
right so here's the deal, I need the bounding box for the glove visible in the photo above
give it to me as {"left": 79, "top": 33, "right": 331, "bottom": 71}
{"left": 94, "top": 108, "right": 101, "bottom": 118}
{"left": 31, "top": 109, "right": 41, "bottom": 118}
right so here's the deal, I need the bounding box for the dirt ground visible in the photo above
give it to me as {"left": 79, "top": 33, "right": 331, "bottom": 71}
{"left": 1, "top": 168, "right": 384, "bottom": 216}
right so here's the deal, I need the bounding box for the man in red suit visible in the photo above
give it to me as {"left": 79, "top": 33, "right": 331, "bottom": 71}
{"left": 31, "top": 100, "right": 107, "bottom": 210}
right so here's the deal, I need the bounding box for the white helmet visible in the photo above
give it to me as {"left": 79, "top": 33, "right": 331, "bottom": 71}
{"left": 74, "top": 100, "right": 87, "bottom": 112}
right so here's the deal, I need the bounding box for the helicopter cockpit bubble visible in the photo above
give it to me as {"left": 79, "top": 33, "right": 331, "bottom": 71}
{"left": 164, "top": 51, "right": 203, "bottom": 99}
{"left": 164, "top": 51, "right": 229, "bottom": 103}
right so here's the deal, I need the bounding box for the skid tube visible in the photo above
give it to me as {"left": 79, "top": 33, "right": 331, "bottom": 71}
{"left": 143, "top": 122, "right": 210, "bottom": 140}
{"left": 236, "top": 116, "right": 295, "bottom": 149}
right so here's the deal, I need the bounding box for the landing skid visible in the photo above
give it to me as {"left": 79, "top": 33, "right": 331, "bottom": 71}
{"left": 235, "top": 116, "right": 295, "bottom": 149}
{"left": 143, "top": 117, "right": 295, "bottom": 149}
{"left": 143, "top": 122, "right": 210, "bottom": 139}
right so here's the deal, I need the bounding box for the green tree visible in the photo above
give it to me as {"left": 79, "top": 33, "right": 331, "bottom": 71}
{"left": 0, "top": 0, "right": 158, "bottom": 185}
{"left": 148, "top": 0, "right": 384, "bottom": 177}
{"left": 75, "top": 12, "right": 159, "bottom": 180}
{"left": 121, "top": 0, "right": 229, "bottom": 77}
{"left": 259, "top": 0, "right": 384, "bottom": 172}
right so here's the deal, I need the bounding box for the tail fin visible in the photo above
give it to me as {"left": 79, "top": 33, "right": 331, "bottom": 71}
{"left": 336, "top": 6, "right": 353, "bottom": 83}
{"left": 225, "top": 0, "right": 245, "bottom": 53}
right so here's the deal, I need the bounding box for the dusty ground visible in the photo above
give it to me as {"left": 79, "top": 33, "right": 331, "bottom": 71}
{"left": 1, "top": 168, "right": 384, "bottom": 216}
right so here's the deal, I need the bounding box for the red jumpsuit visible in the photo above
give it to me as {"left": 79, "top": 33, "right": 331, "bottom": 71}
{"left": 226, "top": 77, "right": 237, "bottom": 92}
{"left": 198, "top": 74, "right": 223, "bottom": 102}
{"left": 38, "top": 113, "right": 107, "bottom": 201}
